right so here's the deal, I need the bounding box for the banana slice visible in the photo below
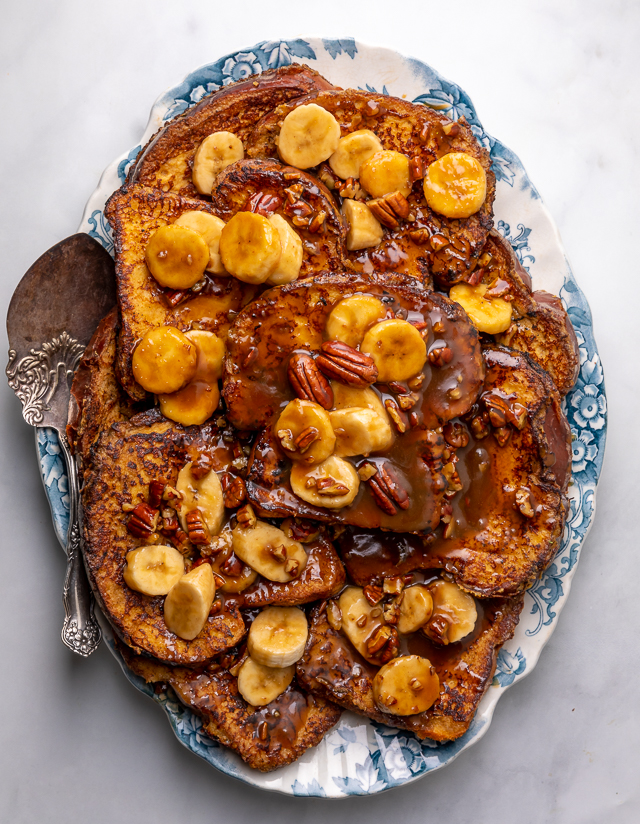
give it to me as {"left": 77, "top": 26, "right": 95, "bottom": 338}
{"left": 275, "top": 399, "right": 336, "bottom": 465}
{"left": 449, "top": 282, "right": 512, "bottom": 334}
{"left": 145, "top": 224, "right": 210, "bottom": 289}
{"left": 192, "top": 131, "right": 244, "bottom": 195}
{"left": 397, "top": 585, "right": 434, "bottom": 635}
{"left": 174, "top": 211, "right": 227, "bottom": 275}
{"left": 424, "top": 580, "right": 477, "bottom": 644}
{"left": 163, "top": 563, "right": 215, "bottom": 640}
{"left": 185, "top": 329, "right": 226, "bottom": 383}
{"left": 247, "top": 606, "right": 309, "bottom": 668}
{"left": 330, "top": 406, "right": 394, "bottom": 457}
{"left": 372, "top": 655, "right": 440, "bottom": 715}
{"left": 359, "top": 150, "right": 412, "bottom": 198}
{"left": 219, "top": 212, "right": 282, "bottom": 284}
{"left": 266, "top": 215, "right": 303, "bottom": 285}
{"left": 325, "top": 294, "right": 386, "bottom": 348}
{"left": 132, "top": 326, "right": 197, "bottom": 394}
{"left": 423, "top": 152, "right": 487, "bottom": 219}
{"left": 237, "top": 657, "right": 295, "bottom": 707}
{"left": 158, "top": 380, "right": 220, "bottom": 426}
{"left": 232, "top": 520, "right": 308, "bottom": 582}
{"left": 123, "top": 544, "right": 185, "bottom": 596}
{"left": 342, "top": 198, "right": 384, "bottom": 251}
{"left": 277, "top": 103, "right": 341, "bottom": 169}
{"left": 360, "top": 319, "right": 427, "bottom": 383}
{"left": 331, "top": 383, "right": 388, "bottom": 419}
{"left": 338, "top": 586, "right": 385, "bottom": 663}
{"left": 176, "top": 461, "right": 224, "bottom": 537}
{"left": 290, "top": 455, "right": 360, "bottom": 509}
{"left": 329, "top": 129, "right": 384, "bottom": 179}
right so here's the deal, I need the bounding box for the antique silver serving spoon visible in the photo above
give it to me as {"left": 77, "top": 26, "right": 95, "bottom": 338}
{"left": 6, "top": 234, "right": 117, "bottom": 656}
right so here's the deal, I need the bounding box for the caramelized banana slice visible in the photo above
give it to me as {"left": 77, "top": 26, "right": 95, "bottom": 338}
{"left": 277, "top": 103, "right": 341, "bottom": 169}
{"left": 176, "top": 461, "right": 224, "bottom": 537}
{"left": 132, "top": 326, "right": 197, "bottom": 394}
{"left": 330, "top": 407, "right": 393, "bottom": 457}
{"left": 123, "top": 545, "right": 185, "bottom": 596}
{"left": 326, "top": 294, "right": 386, "bottom": 348}
{"left": 424, "top": 581, "right": 477, "bottom": 644}
{"left": 372, "top": 655, "right": 440, "bottom": 715}
{"left": 145, "top": 224, "right": 210, "bottom": 289}
{"left": 185, "top": 330, "right": 226, "bottom": 382}
{"left": 266, "top": 214, "right": 303, "bottom": 285}
{"left": 329, "top": 129, "right": 383, "bottom": 179}
{"left": 219, "top": 212, "right": 281, "bottom": 284}
{"left": 331, "top": 383, "right": 388, "bottom": 418}
{"left": 338, "top": 586, "right": 385, "bottom": 664}
{"left": 237, "top": 657, "right": 295, "bottom": 707}
{"left": 174, "top": 211, "right": 227, "bottom": 274}
{"left": 275, "top": 399, "right": 336, "bottom": 465}
{"left": 232, "top": 520, "right": 308, "bottom": 582}
{"left": 423, "top": 151, "right": 487, "bottom": 219}
{"left": 342, "top": 198, "right": 384, "bottom": 251}
{"left": 397, "top": 585, "right": 434, "bottom": 635}
{"left": 247, "top": 606, "right": 308, "bottom": 667}
{"left": 290, "top": 456, "right": 360, "bottom": 509}
{"left": 192, "top": 131, "right": 244, "bottom": 195}
{"left": 158, "top": 380, "right": 220, "bottom": 426}
{"left": 164, "top": 563, "right": 215, "bottom": 640}
{"left": 450, "top": 282, "right": 512, "bottom": 334}
{"left": 360, "top": 319, "right": 427, "bottom": 382}
{"left": 359, "top": 150, "right": 411, "bottom": 198}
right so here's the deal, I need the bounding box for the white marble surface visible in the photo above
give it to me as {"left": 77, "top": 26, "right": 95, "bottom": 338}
{"left": 1, "top": 1, "right": 638, "bottom": 821}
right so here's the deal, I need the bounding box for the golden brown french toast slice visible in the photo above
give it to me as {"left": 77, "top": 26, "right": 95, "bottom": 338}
{"left": 128, "top": 65, "right": 335, "bottom": 197}
{"left": 105, "top": 184, "right": 254, "bottom": 400}
{"left": 210, "top": 158, "right": 346, "bottom": 276}
{"left": 247, "top": 89, "right": 495, "bottom": 285}
{"left": 336, "top": 346, "right": 571, "bottom": 597}
{"left": 297, "top": 596, "right": 522, "bottom": 742}
{"left": 119, "top": 644, "right": 342, "bottom": 772}
{"left": 82, "top": 409, "right": 246, "bottom": 664}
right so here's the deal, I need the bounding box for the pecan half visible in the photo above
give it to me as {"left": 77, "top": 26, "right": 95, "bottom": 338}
{"left": 287, "top": 352, "right": 334, "bottom": 409}
{"left": 443, "top": 422, "right": 469, "bottom": 449}
{"left": 363, "top": 584, "right": 384, "bottom": 605}
{"left": 185, "top": 509, "right": 209, "bottom": 545}
{"left": 222, "top": 475, "right": 246, "bottom": 509}
{"left": 148, "top": 479, "right": 167, "bottom": 509}
{"left": 366, "top": 462, "right": 410, "bottom": 516}
{"left": 191, "top": 453, "right": 213, "bottom": 480}
{"left": 236, "top": 503, "right": 257, "bottom": 529}
{"left": 409, "top": 156, "right": 425, "bottom": 182}
{"left": 316, "top": 341, "right": 378, "bottom": 387}
{"left": 127, "top": 503, "right": 159, "bottom": 539}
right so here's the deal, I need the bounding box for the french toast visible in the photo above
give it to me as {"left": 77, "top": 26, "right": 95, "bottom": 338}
{"left": 82, "top": 409, "right": 246, "bottom": 664}
{"left": 118, "top": 644, "right": 342, "bottom": 772}
{"left": 297, "top": 594, "right": 523, "bottom": 742}
{"left": 246, "top": 89, "right": 495, "bottom": 284}
{"left": 128, "top": 65, "right": 335, "bottom": 197}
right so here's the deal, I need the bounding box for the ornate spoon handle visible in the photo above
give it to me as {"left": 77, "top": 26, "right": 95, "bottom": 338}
{"left": 59, "top": 431, "right": 101, "bottom": 656}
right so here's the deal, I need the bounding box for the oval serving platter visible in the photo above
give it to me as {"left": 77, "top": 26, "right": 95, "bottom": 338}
{"left": 37, "top": 38, "right": 607, "bottom": 797}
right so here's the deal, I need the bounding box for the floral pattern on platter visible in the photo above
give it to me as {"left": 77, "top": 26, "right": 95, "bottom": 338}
{"left": 64, "top": 39, "right": 607, "bottom": 797}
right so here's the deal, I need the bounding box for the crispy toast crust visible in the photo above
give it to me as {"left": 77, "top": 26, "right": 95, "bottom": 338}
{"left": 297, "top": 597, "right": 523, "bottom": 742}
{"left": 82, "top": 409, "right": 246, "bottom": 664}
{"left": 247, "top": 89, "right": 495, "bottom": 284}
{"left": 119, "top": 644, "right": 342, "bottom": 771}
{"left": 128, "top": 65, "right": 335, "bottom": 197}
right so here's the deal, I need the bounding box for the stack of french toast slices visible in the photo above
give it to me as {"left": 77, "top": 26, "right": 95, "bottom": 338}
{"left": 69, "top": 64, "right": 579, "bottom": 772}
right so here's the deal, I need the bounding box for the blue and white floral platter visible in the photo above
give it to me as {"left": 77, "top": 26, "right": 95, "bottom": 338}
{"left": 38, "top": 38, "right": 606, "bottom": 798}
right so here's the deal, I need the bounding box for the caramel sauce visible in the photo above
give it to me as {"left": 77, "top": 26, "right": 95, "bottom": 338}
{"left": 246, "top": 685, "right": 311, "bottom": 750}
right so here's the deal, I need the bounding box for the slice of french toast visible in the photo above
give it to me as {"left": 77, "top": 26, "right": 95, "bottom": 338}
{"left": 128, "top": 64, "right": 335, "bottom": 197}
{"left": 105, "top": 184, "right": 255, "bottom": 400}
{"left": 247, "top": 89, "right": 495, "bottom": 285}
{"left": 82, "top": 408, "right": 246, "bottom": 664}
{"left": 210, "top": 158, "right": 347, "bottom": 277}
{"left": 119, "top": 643, "right": 342, "bottom": 772}
{"left": 297, "top": 595, "right": 523, "bottom": 742}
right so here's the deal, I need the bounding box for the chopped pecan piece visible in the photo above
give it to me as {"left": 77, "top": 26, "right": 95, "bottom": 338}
{"left": 148, "top": 480, "right": 167, "bottom": 509}
{"left": 243, "top": 191, "right": 282, "bottom": 217}
{"left": 127, "top": 503, "right": 159, "bottom": 539}
{"left": 366, "top": 462, "right": 410, "bottom": 516}
{"left": 308, "top": 210, "right": 327, "bottom": 233}
{"left": 222, "top": 474, "right": 247, "bottom": 509}
{"left": 397, "top": 392, "right": 419, "bottom": 411}
{"left": 443, "top": 422, "right": 469, "bottom": 449}
{"left": 428, "top": 345, "right": 453, "bottom": 367}
{"left": 221, "top": 553, "right": 243, "bottom": 577}
{"left": 172, "top": 527, "right": 193, "bottom": 557}
{"left": 316, "top": 341, "right": 378, "bottom": 387}
{"left": 315, "top": 476, "right": 349, "bottom": 496}
{"left": 409, "top": 155, "right": 425, "bottom": 182}
{"left": 515, "top": 488, "right": 535, "bottom": 518}
{"left": 287, "top": 351, "right": 334, "bottom": 409}
{"left": 384, "top": 398, "right": 407, "bottom": 434}
{"left": 185, "top": 509, "right": 210, "bottom": 545}
{"left": 282, "top": 517, "right": 321, "bottom": 543}
{"left": 363, "top": 584, "right": 384, "bottom": 605}
{"left": 285, "top": 558, "right": 301, "bottom": 577}
{"left": 236, "top": 503, "right": 257, "bottom": 529}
